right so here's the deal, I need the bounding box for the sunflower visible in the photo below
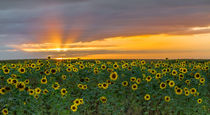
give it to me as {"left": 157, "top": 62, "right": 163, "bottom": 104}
{"left": 110, "top": 72, "right": 118, "bottom": 81}
{"left": 16, "top": 82, "right": 25, "bottom": 91}
{"left": 35, "top": 87, "right": 41, "bottom": 94}
{"left": 95, "top": 60, "right": 101, "bottom": 64}
{"left": 122, "top": 81, "right": 128, "bottom": 86}
{"left": 127, "top": 66, "right": 132, "bottom": 71}
{"left": 141, "top": 60, "right": 146, "bottom": 65}
{"left": 113, "top": 63, "right": 119, "bottom": 69}
{"left": 107, "top": 68, "right": 113, "bottom": 73}
{"left": 10, "top": 64, "right": 16, "bottom": 68}
{"left": 136, "top": 78, "right": 141, "bottom": 84}
{"left": 168, "top": 80, "right": 175, "bottom": 88}
{"left": 179, "top": 73, "right": 184, "bottom": 78}
{"left": 45, "top": 70, "right": 50, "bottom": 75}
{"left": 182, "top": 68, "right": 187, "bottom": 73}
{"left": 29, "top": 89, "right": 35, "bottom": 95}
{"left": 100, "top": 96, "right": 107, "bottom": 103}
{"left": 164, "top": 96, "right": 170, "bottom": 102}
{"left": 150, "top": 69, "right": 156, "bottom": 75}
{"left": 131, "top": 61, "right": 137, "bottom": 66}
{"left": 5, "top": 86, "right": 11, "bottom": 92}
{"left": 131, "top": 84, "right": 138, "bottom": 91}
{"left": 61, "top": 88, "right": 67, "bottom": 96}
{"left": 174, "top": 86, "right": 178, "bottom": 90}
{"left": 34, "top": 94, "right": 39, "bottom": 99}
{"left": 85, "top": 77, "right": 89, "bottom": 82}
{"left": 160, "top": 82, "right": 167, "bottom": 89}
{"left": 41, "top": 77, "right": 47, "bottom": 84}
{"left": 73, "top": 68, "right": 78, "bottom": 72}
{"left": 11, "top": 74, "right": 17, "bottom": 78}
{"left": 70, "top": 105, "right": 78, "bottom": 112}
{"left": 7, "top": 78, "right": 12, "bottom": 84}
{"left": 66, "top": 68, "right": 72, "bottom": 72}
{"left": 73, "top": 99, "right": 81, "bottom": 106}
{"left": 43, "top": 89, "right": 49, "bottom": 95}
{"left": 78, "top": 84, "right": 83, "bottom": 89}
{"left": 178, "top": 77, "right": 183, "bottom": 81}
{"left": 102, "top": 83, "right": 109, "bottom": 89}
{"left": 100, "top": 64, "right": 106, "bottom": 70}
{"left": 106, "top": 79, "right": 111, "bottom": 84}
{"left": 24, "top": 79, "right": 30, "bottom": 84}
{"left": 79, "top": 65, "right": 85, "bottom": 69}
{"left": 146, "top": 76, "right": 152, "bottom": 82}
{"left": 144, "top": 94, "right": 150, "bottom": 101}
{"left": 184, "top": 90, "right": 190, "bottom": 96}
{"left": 197, "top": 98, "right": 202, "bottom": 104}
{"left": 162, "top": 68, "right": 167, "bottom": 73}
{"left": 185, "top": 80, "right": 190, "bottom": 85}
{"left": 18, "top": 68, "right": 26, "bottom": 74}
{"left": 62, "top": 75, "right": 67, "bottom": 80}
{"left": 199, "top": 78, "right": 205, "bottom": 84}
{"left": 0, "top": 88, "right": 6, "bottom": 95}
{"left": 194, "top": 73, "right": 201, "bottom": 79}
{"left": 190, "top": 88, "right": 197, "bottom": 94}
{"left": 172, "top": 70, "right": 177, "bottom": 76}
{"left": 31, "top": 63, "right": 36, "bottom": 68}
{"left": 82, "top": 85, "right": 88, "bottom": 90}
{"left": 50, "top": 68, "right": 57, "bottom": 74}
{"left": 79, "top": 98, "right": 84, "bottom": 105}
{"left": 52, "top": 82, "right": 60, "bottom": 90}
{"left": 130, "top": 77, "right": 136, "bottom": 82}
{"left": 184, "top": 87, "right": 188, "bottom": 92}
{"left": 175, "top": 88, "right": 183, "bottom": 95}
{"left": 94, "top": 70, "right": 99, "bottom": 74}
{"left": 156, "top": 73, "right": 162, "bottom": 79}
{"left": 3, "top": 68, "right": 10, "bottom": 74}
{"left": 1, "top": 108, "right": 8, "bottom": 115}
{"left": 98, "top": 83, "right": 102, "bottom": 88}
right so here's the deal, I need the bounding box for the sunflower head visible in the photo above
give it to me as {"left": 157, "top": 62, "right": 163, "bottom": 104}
{"left": 100, "top": 96, "right": 107, "bottom": 103}
{"left": 131, "top": 84, "right": 138, "bottom": 91}
{"left": 70, "top": 105, "right": 78, "bottom": 112}
{"left": 144, "top": 94, "right": 150, "bottom": 101}
{"left": 110, "top": 72, "right": 118, "bottom": 81}
{"left": 164, "top": 96, "right": 170, "bottom": 102}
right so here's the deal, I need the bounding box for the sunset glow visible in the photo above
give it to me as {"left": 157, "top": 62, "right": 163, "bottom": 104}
{"left": 0, "top": 0, "right": 210, "bottom": 59}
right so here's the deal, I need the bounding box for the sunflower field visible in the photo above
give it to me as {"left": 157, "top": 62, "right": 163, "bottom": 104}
{"left": 0, "top": 59, "right": 209, "bottom": 115}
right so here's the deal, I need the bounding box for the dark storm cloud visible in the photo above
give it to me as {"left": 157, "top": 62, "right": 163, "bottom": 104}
{"left": 0, "top": 0, "right": 210, "bottom": 44}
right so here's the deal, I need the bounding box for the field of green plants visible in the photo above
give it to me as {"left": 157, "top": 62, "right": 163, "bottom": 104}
{"left": 0, "top": 59, "right": 209, "bottom": 115}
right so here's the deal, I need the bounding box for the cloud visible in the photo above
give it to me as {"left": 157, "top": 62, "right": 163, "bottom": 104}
{"left": 0, "top": 0, "right": 210, "bottom": 44}
{"left": 0, "top": 0, "right": 210, "bottom": 59}
{"left": 3, "top": 33, "right": 209, "bottom": 59}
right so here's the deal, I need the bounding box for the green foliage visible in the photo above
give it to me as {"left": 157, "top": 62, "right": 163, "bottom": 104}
{"left": 0, "top": 59, "right": 209, "bottom": 115}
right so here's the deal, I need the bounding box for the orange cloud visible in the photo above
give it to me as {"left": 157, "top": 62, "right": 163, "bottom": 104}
{"left": 8, "top": 33, "right": 210, "bottom": 59}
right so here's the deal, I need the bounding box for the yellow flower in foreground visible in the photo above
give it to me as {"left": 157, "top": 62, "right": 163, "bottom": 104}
{"left": 100, "top": 96, "right": 107, "bottom": 103}
{"left": 144, "top": 94, "right": 150, "bottom": 101}
{"left": 2, "top": 108, "right": 8, "bottom": 115}
{"left": 164, "top": 96, "right": 170, "bottom": 102}
{"left": 197, "top": 98, "right": 202, "bottom": 104}
{"left": 110, "top": 72, "right": 118, "bottom": 81}
{"left": 70, "top": 105, "right": 78, "bottom": 112}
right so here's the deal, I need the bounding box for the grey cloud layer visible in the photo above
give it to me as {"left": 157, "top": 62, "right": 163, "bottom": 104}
{"left": 0, "top": 0, "right": 210, "bottom": 59}
{"left": 0, "top": 0, "right": 210, "bottom": 44}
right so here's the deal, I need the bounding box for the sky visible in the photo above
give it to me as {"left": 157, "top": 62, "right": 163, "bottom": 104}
{"left": 0, "top": 0, "right": 210, "bottom": 60}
